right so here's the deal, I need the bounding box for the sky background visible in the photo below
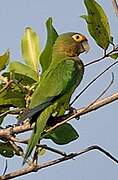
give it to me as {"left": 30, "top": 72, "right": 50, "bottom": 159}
{"left": 0, "top": 0, "right": 118, "bottom": 179}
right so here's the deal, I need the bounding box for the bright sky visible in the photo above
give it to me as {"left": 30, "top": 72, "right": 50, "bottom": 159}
{"left": 0, "top": 0, "right": 118, "bottom": 179}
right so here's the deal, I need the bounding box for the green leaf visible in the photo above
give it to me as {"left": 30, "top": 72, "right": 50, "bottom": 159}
{"left": 0, "top": 89, "right": 25, "bottom": 108}
{"left": 109, "top": 53, "right": 118, "bottom": 59}
{"left": 40, "top": 17, "right": 58, "bottom": 73}
{"left": 82, "top": 0, "right": 110, "bottom": 49}
{"left": 0, "top": 50, "right": 10, "bottom": 71}
{"left": 0, "top": 82, "right": 25, "bottom": 108}
{"left": 45, "top": 123, "right": 79, "bottom": 145}
{"left": 0, "top": 142, "right": 15, "bottom": 158}
{"left": 21, "top": 27, "right": 40, "bottom": 73}
{"left": 3, "top": 72, "right": 36, "bottom": 86}
{"left": 9, "top": 61, "right": 39, "bottom": 82}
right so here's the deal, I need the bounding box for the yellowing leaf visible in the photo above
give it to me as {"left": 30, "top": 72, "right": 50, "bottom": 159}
{"left": 21, "top": 27, "right": 40, "bottom": 73}
{"left": 0, "top": 50, "right": 10, "bottom": 71}
{"left": 82, "top": 0, "right": 110, "bottom": 49}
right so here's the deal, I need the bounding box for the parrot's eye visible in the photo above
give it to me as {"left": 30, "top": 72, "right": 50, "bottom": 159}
{"left": 72, "top": 34, "right": 85, "bottom": 42}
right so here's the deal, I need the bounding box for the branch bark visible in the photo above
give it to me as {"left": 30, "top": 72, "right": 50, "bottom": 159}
{"left": 0, "top": 88, "right": 118, "bottom": 179}
{"left": 0, "top": 145, "right": 118, "bottom": 179}
{"left": 0, "top": 91, "right": 118, "bottom": 138}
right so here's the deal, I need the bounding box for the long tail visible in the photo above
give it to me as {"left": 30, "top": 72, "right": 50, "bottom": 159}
{"left": 23, "top": 106, "right": 52, "bottom": 164}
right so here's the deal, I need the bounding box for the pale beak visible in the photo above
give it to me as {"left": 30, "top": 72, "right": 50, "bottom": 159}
{"left": 81, "top": 40, "right": 90, "bottom": 53}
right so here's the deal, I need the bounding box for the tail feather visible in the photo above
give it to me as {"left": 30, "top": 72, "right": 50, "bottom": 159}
{"left": 23, "top": 106, "right": 52, "bottom": 164}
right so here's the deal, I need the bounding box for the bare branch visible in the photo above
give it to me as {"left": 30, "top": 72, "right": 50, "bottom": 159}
{"left": 37, "top": 144, "right": 67, "bottom": 157}
{"left": 46, "top": 91, "right": 118, "bottom": 134}
{"left": 78, "top": 72, "right": 114, "bottom": 115}
{"left": 0, "top": 92, "right": 118, "bottom": 138}
{"left": 0, "top": 122, "right": 32, "bottom": 138}
{"left": 0, "top": 145, "right": 118, "bottom": 179}
{"left": 71, "top": 60, "right": 118, "bottom": 106}
{"left": 85, "top": 55, "right": 105, "bottom": 67}
{"left": 0, "top": 108, "right": 22, "bottom": 118}
{"left": 85, "top": 47, "right": 118, "bottom": 67}
{"left": 0, "top": 80, "right": 13, "bottom": 94}
{"left": 2, "top": 160, "right": 8, "bottom": 176}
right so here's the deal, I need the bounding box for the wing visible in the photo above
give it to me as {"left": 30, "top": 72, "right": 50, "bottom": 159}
{"left": 26, "top": 58, "right": 84, "bottom": 118}
{"left": 23, "top": 106, "right": 52, "bottom": 163}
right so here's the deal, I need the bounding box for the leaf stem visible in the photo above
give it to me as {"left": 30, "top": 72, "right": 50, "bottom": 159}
{"left": 85, "top": 46, "right": 118, "bottom": 67}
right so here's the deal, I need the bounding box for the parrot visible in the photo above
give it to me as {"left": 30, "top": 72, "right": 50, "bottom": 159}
{"left": 23, "top": 32, "right": 89, "bottom": 163}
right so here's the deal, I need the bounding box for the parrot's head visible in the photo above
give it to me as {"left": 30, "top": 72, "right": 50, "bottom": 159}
{"left": 53, "top": 32, "right": 89, "bottom": 57}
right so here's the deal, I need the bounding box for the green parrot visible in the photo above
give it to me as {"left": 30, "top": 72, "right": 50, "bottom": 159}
{"left": 23, "top": 32, "right": 89, "bottom": 162}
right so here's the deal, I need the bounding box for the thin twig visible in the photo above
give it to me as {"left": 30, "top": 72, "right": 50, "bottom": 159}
{"left": 9, "top": 141, "right": 23, "bottom": 156}
{"left": 37, "top": 144, "right": 67, "bottom": 157}
{"left": 9, "top": 140, "right": 33, "bottom": 166}
{"left": 9, "top": 137, "right": 28, "bottom": 144}
{"left": 0, "top": 145, "right": 118, "bottom": 179}
{"left": 70, "top": 60, "right": 118, "bottom": 106}
{"left": 85, "top": 55, "right": 105, "bottom": 66}
{"left": 0, "top": 80, "right": 13, "bottom": 94}
{"left": 2, "top": 160, "right": 8, "bottom": 176}
{"left": 74, "top": 72, "right": 114, "bottom": 115}
{"left": 85, "top": 47, "right": 118, "bottom": 67}
{"left": 0, "top": 108, "right": 22, "bottom": 118}
{"left": 45, "top": 91, "right": 118, "bottom": 134}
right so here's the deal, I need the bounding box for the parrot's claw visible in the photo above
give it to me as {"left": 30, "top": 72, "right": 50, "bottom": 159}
{"left": 69, "top": 107, "right": 80, "bottom": 120}
{"left": 69, "top": 107, "right": 77, "bottom": 114}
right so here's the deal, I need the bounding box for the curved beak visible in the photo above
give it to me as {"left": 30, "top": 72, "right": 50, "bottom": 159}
{"left": 81, "top": 40, "right": 90, "bottom": 53}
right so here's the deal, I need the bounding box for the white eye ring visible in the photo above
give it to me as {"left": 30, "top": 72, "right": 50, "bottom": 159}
{"left": 72, "top": 34, "right": 84, "bottom": 42}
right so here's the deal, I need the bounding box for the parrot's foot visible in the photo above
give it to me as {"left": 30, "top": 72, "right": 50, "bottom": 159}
{"left": 68, "top": 107, "right": 80, "bottom": 120}
{"left": 17, "top": 120, "right": 24, "bottom": 126}
{"left": 68, "top": 106, "right": 77, "bottom": 115}
{"left": 47, "top": 115, "right": 67, "bottom": 126}
{"left": 47, "top": 107, "right": 79, "bottom": 126}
